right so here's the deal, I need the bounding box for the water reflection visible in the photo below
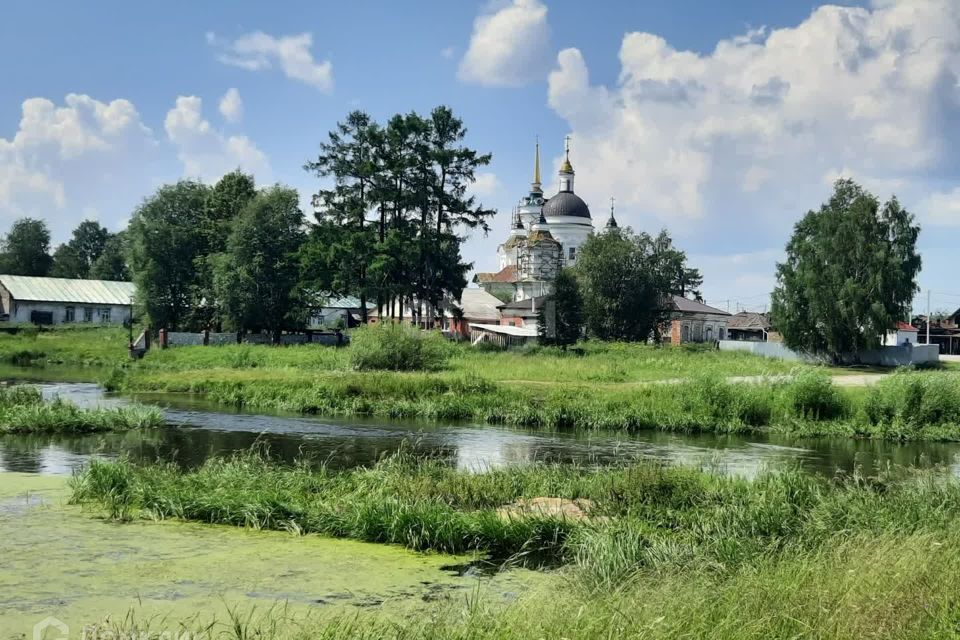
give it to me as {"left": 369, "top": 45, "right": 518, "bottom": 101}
{"left": 0, "top": 376, "right": 959, "bottom": 479}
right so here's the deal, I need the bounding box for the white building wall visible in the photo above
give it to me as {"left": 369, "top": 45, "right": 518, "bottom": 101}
{"left": 544, "top": 217, "right": 594, "bottom": 265}
{"left": 884, "top": 329, "right": 919, "bottom": 346}
{"left": 7, "top": 301, "right": 131, "bottom": 325}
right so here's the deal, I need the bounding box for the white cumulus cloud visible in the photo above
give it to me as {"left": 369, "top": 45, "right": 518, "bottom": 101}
{"left": 218, "top": 88, "right": 244, "bottom": 123}
{"left": 471, "top": 172, "right": 501, "bottom": 198}
{"left": 211, "top": 31, "right": 334, "bottom": 92}
{"left": 0, "top": 94, "right": 156, "bottom": 238}
{"left": 917, "top": 188, "right": 960, "bottom": 228}
{"left": 545, "top": 0, "right": 960, "bottom": 251}
{"left": 458, "top": 0, "right": 551, "bottom": 87}
{"left": 165, "top": 95, "right": 270, "bottom": 182}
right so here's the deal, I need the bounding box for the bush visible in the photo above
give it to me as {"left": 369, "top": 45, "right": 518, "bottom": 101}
{"left": 349, "top": 323, "right": 451, "bottom": 371}
{"left": 787, "top": 370, "right": 846, "bottom": 420}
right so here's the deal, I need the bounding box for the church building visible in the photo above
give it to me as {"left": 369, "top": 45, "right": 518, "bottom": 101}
{"left": 474, "top": 138, "right": 614, "bottom": 302}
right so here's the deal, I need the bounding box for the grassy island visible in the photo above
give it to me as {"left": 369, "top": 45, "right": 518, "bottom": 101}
{"left": 0, "top": 385, "right": 162, "bottom": 434}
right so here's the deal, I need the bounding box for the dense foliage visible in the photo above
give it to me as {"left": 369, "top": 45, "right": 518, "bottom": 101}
{"left": 303, "top": 107, "right": 493, "bottom": 328}
{"left": 771, "top": 179, "right": 921, "bottom": 362}
{"left": 212, "top": 186, "right": 306, "bottom": 340}
{"left": 575, "top": 228, "right": 701, "bottom": 341}
{"left": 348, "top": 322, "right": 450, "bottom": 371}
{"left": 127, "top": 180, "right": 211, "bottom": 330}
{"left": 0, "top": 217, "right": 53, "bottom": 276}
{"left": 537, "top": 268, "right": 583, "bottom": 347}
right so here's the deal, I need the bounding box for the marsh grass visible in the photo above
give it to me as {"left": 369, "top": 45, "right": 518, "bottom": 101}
{"left": 0, "top": 385, "right": 163, "bottom": 434}
{"left": 72, "top": 453, "right": 960, "bottom": 639}
{"left": 71, "top": 452, "right": 960, "bottom": 573}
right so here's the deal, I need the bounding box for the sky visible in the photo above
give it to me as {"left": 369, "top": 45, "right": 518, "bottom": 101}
{"left": 2, "top": 0, "right": 959, "bottom": 314}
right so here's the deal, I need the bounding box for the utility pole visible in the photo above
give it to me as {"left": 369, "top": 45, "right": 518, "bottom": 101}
{"left": 927, "top": 288, "right": 931, "bottom": 346}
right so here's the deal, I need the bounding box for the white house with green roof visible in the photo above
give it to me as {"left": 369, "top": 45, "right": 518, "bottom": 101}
{"left": 0, "top": 275, "right": 135, "bottom": 325}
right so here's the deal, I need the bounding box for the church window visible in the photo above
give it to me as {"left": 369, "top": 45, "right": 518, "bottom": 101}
{"left": 568, "top": 246, "right": 576, "bottom": 261}
{"left": 681, "top": 324, "right": 690, "bottom": 342}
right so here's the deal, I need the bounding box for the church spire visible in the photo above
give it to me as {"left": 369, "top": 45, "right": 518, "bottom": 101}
{"left": 531, "top": 137, "right": 542, "bottom": 195}
{"left": 559, "top": 135, "right": 575, "bottom": 192}
{"left": 560, "top": 135, "right": 574, "bottom": 174}
{"left": 605, "top": 196, "right": 619, "bottom": 230}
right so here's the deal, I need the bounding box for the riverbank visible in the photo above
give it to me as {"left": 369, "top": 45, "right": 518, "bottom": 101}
{"left": 70, "top": 454, "right": 960, "bottom": 639}
{"left": 11, "top": 327, "right": 960, "bottom": 441}
{"left": 0, "top": 385, "right": 162, "bottom": 434}
{"left": 110, "top": 365, "right": 960, "bottom": 441}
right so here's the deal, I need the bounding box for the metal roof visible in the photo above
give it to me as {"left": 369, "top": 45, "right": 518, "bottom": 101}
{"left": 0, "top": 275, "right": 135, "bottom": 305}
{"left": 671, "top": 295, "right": 730, "bottom": 316}
{"left": 727, "top": 311, "right": 770, "bottom": 331}
{"left": 453, "top": 288, "right": 503, "bottom": 321}
{"left": 316, "top": 295, "right": 375, "bottom": 310}
{"left": 474, "top": 265, "right": 518, "bottom": 284}
{"left": 499, "top": 295, "right": 548, "bottom": 311}
{"left": 543, "top": 191, "right": 592, "bottom": 219}
{"left": 469, "top": 323, "right": 538, "bottom": 337}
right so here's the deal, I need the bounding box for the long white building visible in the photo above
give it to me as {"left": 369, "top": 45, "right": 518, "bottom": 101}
{"left": 0, "top": 275, "right": 135, "bottom": 325}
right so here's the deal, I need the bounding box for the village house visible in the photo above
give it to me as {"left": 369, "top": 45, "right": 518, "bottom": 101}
{"left": 726, "top": 311, "right": 781, "bottom": 342}
{"left": 444, "top": 288, "right": 504, "bottom": 338}
{"left": 666, "top": 296, "right": 730, "bottom": 345}
{"left": 307, "top": 295, "right": 375, "bottom": 329}
{"left": 884, "top": 321, "right": 919, "bottom": 347}
{"left": 914, "top": 311, "right": 960, "bottom": 354}
{"left": 0, "top": 275, "right": 134, "bottom": 326}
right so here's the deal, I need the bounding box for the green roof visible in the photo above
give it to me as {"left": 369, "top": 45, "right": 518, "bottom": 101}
{"left": 0, "top": 275, "right": 135, "bottom": 305}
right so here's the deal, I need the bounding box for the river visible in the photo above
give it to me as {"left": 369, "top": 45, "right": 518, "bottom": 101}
{"left": 2, "top": 365, "right": 960, "bottom": 478}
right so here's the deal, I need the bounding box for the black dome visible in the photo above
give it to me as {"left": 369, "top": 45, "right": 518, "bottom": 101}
{"left": 543, "top": 191, "right": 591, "bottom": 219}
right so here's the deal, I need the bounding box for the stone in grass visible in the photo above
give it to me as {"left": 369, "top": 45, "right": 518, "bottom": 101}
{"left": 496, "top": 497, "right": 603, "bottom": 522}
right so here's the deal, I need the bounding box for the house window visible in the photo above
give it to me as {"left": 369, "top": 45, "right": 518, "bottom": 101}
{"left": 719, "top": 327, "right": 725, "bottom": 341}
{"left": 65, "top": 307, "right": 75, "bottom": 323}
{"left": 568, "top": 246, "right": 576, "bottom": 261}
{"left": 83, "top": 307, "right": 93, "bottom": 322}
{"left": 681, "top": 324, "right": 690, "bottom": 342}
{"left": 99, "top": 308, "right": 111, "bottom": 323}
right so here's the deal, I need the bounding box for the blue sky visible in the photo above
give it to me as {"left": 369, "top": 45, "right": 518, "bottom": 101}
{"left": 2, "top": 0, "right": 959, "bottom": 314}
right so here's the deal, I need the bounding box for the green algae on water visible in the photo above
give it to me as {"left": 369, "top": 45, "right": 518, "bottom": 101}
{"left": 0, "top": 473, "right": 543, "bottom": 637}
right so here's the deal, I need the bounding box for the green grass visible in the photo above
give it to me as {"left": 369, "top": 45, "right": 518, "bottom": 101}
{"left": 0, "top": 385, "right": 163, "bottom": 434}
{"left": 72, "top": 453, "right": 960, "bottom": 639}
{"left": 108, "top": 366, "right": 960, "bottom": 441}
{"left": 0, "top": 325, "right": 132, "bottom": 366}
{"left": 133, "top": 338, "right": 806, "bottom": 382}
{"left": 13, "top": 327, "right": 960, "bottom": 441}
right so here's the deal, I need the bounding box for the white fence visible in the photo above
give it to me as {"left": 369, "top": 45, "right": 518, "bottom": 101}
{"left": 719, "top": 340, "right": 939, "bottom": 366}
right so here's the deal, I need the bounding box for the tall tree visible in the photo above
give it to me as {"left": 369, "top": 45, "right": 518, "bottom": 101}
{"left": 213, "top": 186, "right": 306, "bottom": 342}
{"left": 0, "top": 218, "right": 52, "bottom": 276}
{"left": 89, "top": 231, "right": 130, "bottom": 281}
{"left": 538, "top": 268, "right": 583, "bottom": 348}
{"left": 49, "top": 244, "right": 85, "bottom": 278}
{"left": 50, "top": 220, "right": 110, "bottom": 278}
{"left": 303, "top": 107, "right": 495, "bottom": 327}
{"left": 575, "top": 227, "right": 699, "bottom": 341}
{"left": 127, "top": 180, "right": 210, "bottom": 330}
{"left": 191, "top": 171, "right": 257, "bottom": 329}
{"left": 771, "top": 179, "right": 921, "bottom": 362}
{"left": 304, "top": 111, "right": 380, "bottom": 323}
